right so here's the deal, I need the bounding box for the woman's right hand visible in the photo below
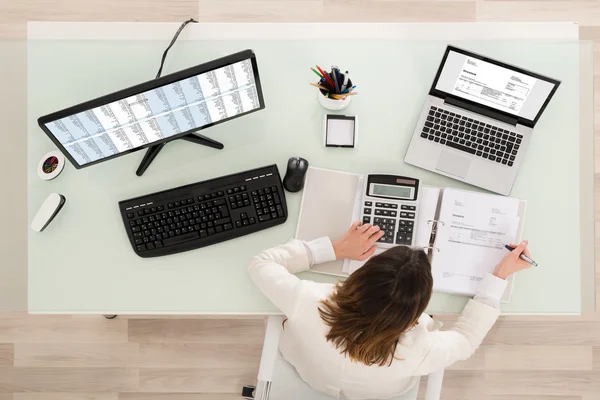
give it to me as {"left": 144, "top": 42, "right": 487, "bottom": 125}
{"left": 493, "top": 240, "right": 533, "bottom": 280}
{"left": 332, "top": 221, "right": 385, "bottom": 261}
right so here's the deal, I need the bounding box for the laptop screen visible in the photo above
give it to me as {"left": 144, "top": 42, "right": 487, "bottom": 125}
{"left": 433, "top": 47, "right": 559, "bottom": 124}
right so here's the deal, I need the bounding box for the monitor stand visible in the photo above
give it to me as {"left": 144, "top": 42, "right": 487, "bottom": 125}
{"left": 135, "top": 132, "right": 224, "bottom": 176}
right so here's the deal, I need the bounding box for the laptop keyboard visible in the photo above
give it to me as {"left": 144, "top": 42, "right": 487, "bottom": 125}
{"left": 421, "top": 106, "right": 523, "bottom": 167}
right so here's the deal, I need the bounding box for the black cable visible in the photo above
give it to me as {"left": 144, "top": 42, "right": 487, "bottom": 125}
{"left": 155, "top": 18, "right": 198, "bottom": 79}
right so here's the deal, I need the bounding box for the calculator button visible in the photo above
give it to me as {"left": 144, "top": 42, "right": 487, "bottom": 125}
{"left": 362, "top": 216, "right": 371, "bottom": 224}
{"left": 375, "top": 202, "right": 383, "bottom": 207}
{"left": 390, "top": 204, "right": 398, "bottom": 209}
{"left": 401, "top": 205, "right": 409, "bottom": 210}
{"left": 400, "top": 212, "right": 408, "bottom": 218}
{"left": 365, "top": 201, "right": 372, "bottom": 207}
{"left": 396, "top": 233, "right": 406, "bottom": 244}
{"left": 399, "top": 220, "right": 407, "bottom": 226}
{"left": 390, "top": 211, "right": 397, "bottom": 217}
{"left": 364, "top": 208, "right": 372, "bottom": 215}
{"left": 407, "top": 221, "right": 414, "bottom": 227}
{"left": 408, "top": 206, "right": 416, "bottom": 211}
{"left": 382, "top": 210, "right": 390, "bottom": 216}
{"left": 374, "top": 218, "right": 382, "bottom": 224}
{"left": 407, "top": 213, "right": 415, "bottom": 219}
{"left": 407, "top": 226, "right": 413, "bottom": 233}
{"left": 375, "top": 209, "right": 383, "bottom": 216}
{"left": 398, "top": 226, "right": 407, "bottom": 232}
{"left": 405, "top": 234, "right": 413, "bottom": 243}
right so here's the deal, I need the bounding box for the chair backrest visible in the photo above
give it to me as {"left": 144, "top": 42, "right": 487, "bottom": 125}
{"left": 254, "top": 316, "right": 444, "bottom": 400}
{"left": 268, "top": 349, "right": 421, "bottom": 400}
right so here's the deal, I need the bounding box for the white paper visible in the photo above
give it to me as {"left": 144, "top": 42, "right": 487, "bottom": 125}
{"left": 431, "top": 188, "right": 520, "bottom": 296}
{"left": 452, "top": 56, "right": 537, "bottom": 115}
{"left": 326, "top": 118, "right": 355, "bottom": 146}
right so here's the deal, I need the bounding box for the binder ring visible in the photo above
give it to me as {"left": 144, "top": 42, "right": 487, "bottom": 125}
{"left": 427, "top": 219, "right": 445, "bottom": 226}
{"left": 422, "top": 246, "right": 440, "bottom": 253}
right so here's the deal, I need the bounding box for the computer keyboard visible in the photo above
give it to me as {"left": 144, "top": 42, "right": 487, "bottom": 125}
{"left": 421, "top": 106, "right": 523, "bottom": 167}
{"left": 119, "top": 165, "right": 287, "bottom": 258}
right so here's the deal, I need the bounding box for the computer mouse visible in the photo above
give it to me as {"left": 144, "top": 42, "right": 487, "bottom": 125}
{"left": 283, "top": 157, "right": 309, "bottom": 193}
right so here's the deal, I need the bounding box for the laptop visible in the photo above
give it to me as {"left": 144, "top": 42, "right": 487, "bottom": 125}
{"left": 404, "top": 45, "right": 560, "bottom": 195}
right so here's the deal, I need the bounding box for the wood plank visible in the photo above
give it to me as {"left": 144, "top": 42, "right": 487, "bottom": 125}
{"left": 136, "top": 343, "right": 262, "bottom": 368}
{"left": 486, "top": 396, "right": 582, "bottom": 400}
{"left": 138, "top": 368, "right": 255, "bottom": 393}
{"left": 322, "top": 0, "right": 476, "bottom": 22}
{"left": 0, "top": 368, "right": 138, "bottom": 392}
{"left": 483, "top": 319, "right": 600, "bottom": 345}
{"left": 0, "top": 344, "right": 12, "bottom": 366}
{"left": 483, "top": 345, "right": 593, "bottom": 371}
{"left": 14, "top": 394, "right": 117, "bottom": 400}
{"left": 428, "top": 370, "right": 485, "bottom": 399}
{"left": 128, "top": 319, "right": 264, "bottom": 343}
{"left": 476, "top": 1, "right": 600, "bottom": 26}
{"left": 14, "top": 343, "right": 139, "bottom": 367}
{"left": 198, "top": 0, "right": 323, "bottom": 22}
{"left": 484, "top": 371, "right": 600, "bottom": 396}
{"left": 198, "top": 0, "right": 475, "bottom": 22}
{"left": 120, "top": 394, "right": 240, "bottom": 400}
{"left": 0, "top": 315, "right": 128, "bottom": 343}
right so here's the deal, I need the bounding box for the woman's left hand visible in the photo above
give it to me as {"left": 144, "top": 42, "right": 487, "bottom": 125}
{"left": 332, "top": 221, "right": 384, "bottom": 261}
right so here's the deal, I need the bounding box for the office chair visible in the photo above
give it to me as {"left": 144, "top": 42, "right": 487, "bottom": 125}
{"left": 243, "top": 316, "right": 445, "bottom": 400}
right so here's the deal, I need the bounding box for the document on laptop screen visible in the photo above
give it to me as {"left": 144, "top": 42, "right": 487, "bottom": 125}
{"left": 452, "top": 56, "right": 537, "bottom": 114}
{"left": 434, "top": 49, "right": 557, "bottom": 121}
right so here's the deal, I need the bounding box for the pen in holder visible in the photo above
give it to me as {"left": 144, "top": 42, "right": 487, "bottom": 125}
{"left": 311, "top": 65, "right": 356, "bottom": 111}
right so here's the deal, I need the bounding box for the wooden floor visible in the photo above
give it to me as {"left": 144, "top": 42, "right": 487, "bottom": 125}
{"left": 1, "top": 0, "right": 600, "bottom": 399}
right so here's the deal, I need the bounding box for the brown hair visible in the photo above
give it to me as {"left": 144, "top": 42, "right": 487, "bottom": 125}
{"left": 318, "top": 246, "right": 433, "bottom": 367}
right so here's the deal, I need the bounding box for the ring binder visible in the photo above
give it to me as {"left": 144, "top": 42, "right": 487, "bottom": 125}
{"left": 426, "top": 219, "right": 445, "bottom": 226}
{"left": 422, "top": 246, "right": 440, "bottom": 253}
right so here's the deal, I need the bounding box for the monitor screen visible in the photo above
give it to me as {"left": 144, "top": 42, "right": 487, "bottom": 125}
{"left": 433, "top": 48, "right": 559, "bottom": 123}
{"left": 40, "top": 50, "right": 263, "bottom": 168}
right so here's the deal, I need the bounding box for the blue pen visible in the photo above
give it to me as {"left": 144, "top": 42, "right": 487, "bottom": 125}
{"left": 342, "top": 85, "right": 356, "bottom": 94}
{"left": 504, "top": 244, "right": 538, "bottom": 267}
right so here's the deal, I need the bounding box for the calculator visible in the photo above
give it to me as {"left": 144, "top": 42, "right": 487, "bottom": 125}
{"left": 359, "top": 174, "right": 420, "bottom": 247}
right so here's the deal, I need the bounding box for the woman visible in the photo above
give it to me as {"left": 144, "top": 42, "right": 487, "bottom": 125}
{"left": 248, "top": 222, "right": 532, "bottom": 400}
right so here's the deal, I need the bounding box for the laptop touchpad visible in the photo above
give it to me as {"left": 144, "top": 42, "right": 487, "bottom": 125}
{"left": 435, "top": 151, "right": 471, "bottom": 178}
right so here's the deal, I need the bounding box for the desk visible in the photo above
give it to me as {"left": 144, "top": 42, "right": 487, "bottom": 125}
{"left": 26, "top": 22, "right": 594, "bottom": 314}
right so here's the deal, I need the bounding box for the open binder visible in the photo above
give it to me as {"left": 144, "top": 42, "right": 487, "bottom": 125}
{"left": 295, "top": 167, "right": 526, "bottom": 303}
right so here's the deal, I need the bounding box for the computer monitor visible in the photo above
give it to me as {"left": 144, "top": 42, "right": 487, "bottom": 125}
{"left": 38, "top": 49, "right": 265, "bottom": 171}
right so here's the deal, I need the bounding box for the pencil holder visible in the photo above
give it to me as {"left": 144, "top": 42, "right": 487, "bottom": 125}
{"left": 318, "top": 89, "right": 352, "bottom": 111}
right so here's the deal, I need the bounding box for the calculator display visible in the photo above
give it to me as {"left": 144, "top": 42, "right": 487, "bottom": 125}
{"left": 371, "top": 184, "right": 413, "bottom": 199}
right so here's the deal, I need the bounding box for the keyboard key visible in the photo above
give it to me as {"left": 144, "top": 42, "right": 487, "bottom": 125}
{"left": 258, "top": 214, "right": 271, "bottom": 222}
{"left": 489, "top": 155, "right": 496, "bottom": 161}
{"left": 445, "top": 140, "right": 476, "bottom": 155}
{"left": 508, "top": 161, "right": 514, "bottom": 166}
{"left": 163, "top": 231, "right": 199, "bottom": 246}
{"left": 214, "top": 217, "right": 231, "bottom": 226}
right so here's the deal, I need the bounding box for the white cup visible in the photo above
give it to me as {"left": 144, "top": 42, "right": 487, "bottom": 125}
{"left": 318, "top": 90, "right": 352, "bottom": 111}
